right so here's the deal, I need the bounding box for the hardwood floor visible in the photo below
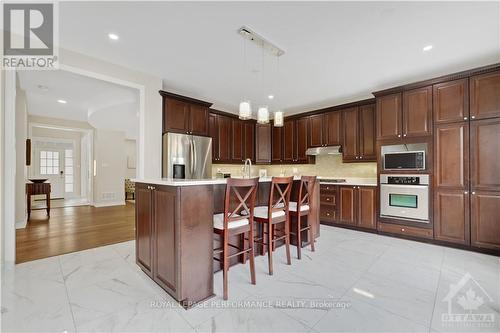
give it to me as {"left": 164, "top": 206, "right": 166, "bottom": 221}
{"left": 16, "top": 202, "right": 135, "bottom": 264}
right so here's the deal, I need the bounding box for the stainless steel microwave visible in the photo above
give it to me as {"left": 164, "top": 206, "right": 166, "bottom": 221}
{"left": 383, "top": 151, "right": 425, "bottom": 170}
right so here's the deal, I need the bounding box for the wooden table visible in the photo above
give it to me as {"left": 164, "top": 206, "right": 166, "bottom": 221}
{"left": 26, "top": 182, "right": 51, "bottom": 220}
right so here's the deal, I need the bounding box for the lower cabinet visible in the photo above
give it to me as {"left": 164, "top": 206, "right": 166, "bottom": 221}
{"left": 136, "top": 184, "right": 154, "bottom": 276}
{"left": 471, "top": 190, "right": 500, "bottom": 251}
{"left": 434, "top": 188, "right": 470, "bottom": 245}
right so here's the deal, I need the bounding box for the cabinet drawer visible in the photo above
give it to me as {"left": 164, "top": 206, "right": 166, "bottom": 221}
{"left": 320, "top": 194, "right": 336, "bottom": 205}
{"left": 378, "top": 222, "right": 433, "bottom": 239}
{"left": 320, "top": 205, "right": 336, "bottom": 221}
{"left": 320, "top": 184, "right": 337, "bottom": 193}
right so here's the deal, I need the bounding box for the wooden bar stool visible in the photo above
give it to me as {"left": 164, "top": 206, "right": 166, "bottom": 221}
{"left": 289, "top": 176, "right": 317, "bottom": 259}
{"left": 213, "top": 177, "right": 259, "bottom": 300}
{"left": 253, "top": 176, "right": 293, "bottom": 275}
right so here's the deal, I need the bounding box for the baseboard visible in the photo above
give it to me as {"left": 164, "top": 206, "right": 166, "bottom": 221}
{"left": 15, "top": 218, "right": 27, "bottom": 229}
{"left": 93, "top": 200, "right": 126, "bottom": 208}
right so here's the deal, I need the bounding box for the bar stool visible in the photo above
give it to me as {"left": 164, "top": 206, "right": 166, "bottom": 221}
{"left": 289, "top": 176, "right": 317, "bottom": 259}
{"left": 253, "top": 176, "right": 293, "bottom": 275}
{"left": 213, "top": 177, "right": 259, "bottom": 300}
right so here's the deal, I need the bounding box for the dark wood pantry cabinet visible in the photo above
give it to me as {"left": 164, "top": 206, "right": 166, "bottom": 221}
{"left": 470, "top": 70, "right": 500, "bottom": 120}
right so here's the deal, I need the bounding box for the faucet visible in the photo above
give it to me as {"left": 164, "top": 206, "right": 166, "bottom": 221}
{"left": 243, "top": 158, "right": 252, "bottom": 178}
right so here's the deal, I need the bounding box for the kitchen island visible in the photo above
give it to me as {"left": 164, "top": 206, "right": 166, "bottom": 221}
{"left": 133, "top": 177, "right": 320, "bottom": 308}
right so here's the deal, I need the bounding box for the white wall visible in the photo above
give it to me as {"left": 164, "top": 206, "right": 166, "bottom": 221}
{"left": 59, "top": 48, "right": 163, "bottom": 179}
{"left": 125, "top": 139, "right": 137, "bottom": 179}
{"left": 1, "top": 69, "right": 6, "bottom": 265}
{"left": 15, "top": 87, "right": 28, "bottom": 226}
{"left": 93, "top": 129, "right": 126, "bottom": 206}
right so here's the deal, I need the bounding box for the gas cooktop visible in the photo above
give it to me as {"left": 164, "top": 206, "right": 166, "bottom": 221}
{"left": 319, "top": 178, "right": 346, "bottom": 183}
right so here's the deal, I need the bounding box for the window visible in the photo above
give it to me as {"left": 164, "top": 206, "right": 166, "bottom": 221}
{"left": 65, "top": 149, "right": 74, "bottom": 193}
{"left": 40, "top": 151, "right": 59, "bottom": 175}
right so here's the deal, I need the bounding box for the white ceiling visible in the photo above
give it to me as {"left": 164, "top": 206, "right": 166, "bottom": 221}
{"left": 59, "top": 1, "right": 499, "bottom": 115}
{"left": 18, "top": 70, "right": 139, "bottom": 139}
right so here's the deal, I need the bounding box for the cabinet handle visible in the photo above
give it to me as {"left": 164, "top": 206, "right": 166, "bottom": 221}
{"left": 471, "top": 116, "right": 475, "bottom": 119}
{"left": 472, "top": 191, "right": 476, "bottom": 195}
{"left": 464, "top": 191, "right": 468, "bottom": 194}
{"left": 326, "top": 213, "right": 330, "bottom": 216}
{"left": 464, "top": 117, "right": 468, "bottom": 120}
{"left": 401, "top": 228, "right": 405, "bottom": 232}
{"left": 352, "top": 186, "right": 355, "bottom": 189}
{"left": 403, "top": 134, "right": 407, "bottom": 137}
{"left": 326, "top": 198, "right": 330, "bottom": 201}
{"left": 398, "top": 134, "right": 401, "bottom": 138}
{"left": 326, "top": 187, "right": 330, "bottom": 190}
{"left": 360, "top": 156, "right": 363, "bottom": 159}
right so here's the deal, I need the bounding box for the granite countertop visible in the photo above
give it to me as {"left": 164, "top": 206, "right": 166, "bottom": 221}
{"left": 133, "top": 176, "right": 377, "bottom": 187}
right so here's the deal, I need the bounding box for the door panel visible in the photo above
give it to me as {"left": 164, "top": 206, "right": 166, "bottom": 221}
{"left": 434, "top": 123, "right": 468, "bottom": 188}
{"left": 255, "top": 123, "right": 271, "bottom": 164}
{"left": 164, "top": 98, "right": 189, "bottom": 134}
{"left": 339, "top": 186, "right": 356, "bottom": 225}
{"left": 325, "top": 111, "right": 342, "bottom": 146}
{"left": 296, "top": 117, "right": 309, "bottom": 163}
{"left": 153, "top": 187, "right": 177, "bottom": 292}
{"left": 434, "top": 189, "right": 469, "bottom": 245}
{"left": 470, "top": 70, "right": 500, "bottom": 120}
{"left": 376, "top": 93, "right": 402, "bottom": 140}
{"left": 359, "top": 104, "right": 376, "bottom": 160}
{"left": 342, "top": 107, "right": 359, "bottom": 161}
{"left": 209, "top": 113, "right": 218, "bottom": 161}
{"left": 470, "top": 118, "right": 500, "bottom": 191}
{"left": 231, "top": 119, "right": 243, "bottom": 162}
{"left": 358, "top": 187, "right": 376, "bottom": 229}
{"left": 433, "top": 79, "right": 469, "bottom": 124}
{"left": 403, "top": 86, "right": 432, "bottom": 137}
{"left": 272, "top": 125, "right": 283, "bottom": 163}
{"left": 136, "top": 185, "right": 153, "bottom": 276}
{"left": 189, "top": 105, "right": 209, "bottom": 136}
{"left": 309, "top": 114, "right": 324, "bottom": 147}
{"left": 217, "top": 115, "right": 232, "bottom": 163}
{"left": 471, "top": 190, "right": 500, "bottom": 250}
{"left": 283, "top": 120, "right": 295, "bottom": 163}
{"left": 243, "top": 122, "right": 255, "bottom": 161}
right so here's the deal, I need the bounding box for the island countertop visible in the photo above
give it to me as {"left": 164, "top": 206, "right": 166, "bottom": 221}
{"left": 133, "top": 176, "right": 377, "bottom": 187}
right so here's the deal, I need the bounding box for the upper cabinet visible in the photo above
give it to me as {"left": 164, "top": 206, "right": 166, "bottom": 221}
{"left": 282, "top": 119, "right": 295, "bottom": 163}
{"left": 433, "top": 79, "right": 469, "bottom": 124}
{"left": 271, "top": 124, "right": 283, "bottom": 163}
{"left": 470, "top": 70, "right": 500, "bottom": 120}
{"left": 308, "top": 111, "right": 342, "bottom": 147}
{"left": 342, "top": 104, "right": 376, "bottom": 162}
{"left": 376, "top": 86, "right": 432, "bottom": 140}
{"left": 210, "top": 112, "right": 255, "bottom": 163}
{"left": 255, "top": 123, "right": 272, "bottom": 164}
{"left": 160, "top": 91, "right": 212, "bottom": 136}
{"left": 296, "top": 117, "right": 310, "bottom": 163}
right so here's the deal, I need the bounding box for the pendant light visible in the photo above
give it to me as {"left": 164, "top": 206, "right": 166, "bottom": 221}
{"left": 257, "top": 106, "right": 270, "bottom": 124}
{"left": 239, "top": 36, "right": 252, "bottom": 120}
{"left": 273, "top": 56, "right": 284, "bottom": 127}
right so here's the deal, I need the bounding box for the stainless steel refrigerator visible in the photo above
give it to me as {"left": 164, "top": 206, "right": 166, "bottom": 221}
{"left": 162, "top": 132, "right": 212, "bottom": 179}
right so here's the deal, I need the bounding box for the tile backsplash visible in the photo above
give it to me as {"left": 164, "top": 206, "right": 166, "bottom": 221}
{"left": 211, "top": 155, "right": 377, "bottom": 178}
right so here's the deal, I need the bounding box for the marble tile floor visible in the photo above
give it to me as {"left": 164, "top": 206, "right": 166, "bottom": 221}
{"left": 1, "top": 226, "right": 499, "bottom": 333}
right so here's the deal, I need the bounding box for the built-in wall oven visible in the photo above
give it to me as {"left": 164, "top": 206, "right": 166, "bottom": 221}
{"left": 380, "top": 174, "right": 430, "bottom": 222}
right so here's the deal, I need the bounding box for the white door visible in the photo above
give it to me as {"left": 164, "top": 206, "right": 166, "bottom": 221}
{"left": 38, "top": 149, "right": 65, "bottom": 198}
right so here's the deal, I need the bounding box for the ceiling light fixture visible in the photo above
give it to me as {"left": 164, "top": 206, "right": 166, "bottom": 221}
{"left": 268, "top": 94, "right": 274, "bottom": 100}
{"left": 239, "top": 36, "right": 252, "bottom": 120}
{"left": 37, "top": 84, "right": 49, "bottom": 91}
{"left": 423, "top": 45, "right": 433, "bottom": 52}
{"left": 274, "top": 110, "right": 284, "bottom": 127}
{"left": 108, "top": 33, "right": 119, "bottom": 40}
{"left": 257, "top": 106, "right": 270, "bottom": 124}
{"left": 57, "top": 99, "right": 67, "bottom": 104}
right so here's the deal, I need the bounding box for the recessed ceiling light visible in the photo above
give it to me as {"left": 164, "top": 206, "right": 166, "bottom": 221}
{"left": 108, "top": 33, "right": 119, "bottom": 40}
{"left": 268, "top": 95, "right": 274, "bottom": 100}
{"left": 37, "top": 84, "right": 49, "bottom": 91}
{"left": 57, "top": 99, "right": 67, "bottom": 104}
{"left": 423, "top": 45, "right": 433, "bottom": 52}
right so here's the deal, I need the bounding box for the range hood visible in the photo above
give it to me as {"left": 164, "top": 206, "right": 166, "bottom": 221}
{"left": 306, "top": 145, "right": 342, "bottom": 156}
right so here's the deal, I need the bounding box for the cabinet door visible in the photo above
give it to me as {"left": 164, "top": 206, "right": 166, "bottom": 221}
{"left": 359, "top": 104, "right": 376, "bottom": 161}
{"left": 255, "top": 123, "right": 271, "bottom": 164}
{"left": 231, "top": 119, "right": 244, "bottom": 163}
{"left": 135, "top": 184, "right": 153, "bottom": 276}
{"left": 164, "top": 98, "right": 189, "bottom": 134}
{"left": 433, "top": 79, "right": 469, "bottom": 124}
{"left": 470, "top": 70, "right": 500, "bottom": 120}
{"left": 376, "top": 93, "right": 402, "bottom": 140}
{"left": 189, "top": 104, "right": 209, "bottom": 136}
{"left": 358, "top": 187, "right": 376, "bottom": 229}
{"left": 342, "top": 107, "right": 359, "bottom": 161}
{"left": 325, "top": 111, "right": 342, "bottom": 146}
{"left": 470, "top": 118, "right": 500, "bottom": 191}
{"left": 282, "top": 120, "right": 295, "bottom": 163}
{"left": 153, "top": 187, "right": 177, "bottom": 292}
{"left": 434, "top": 123, "right": 468, "bottom": 188}
{"left": 403, "top": 86, "right": 432, "bottom": 137}
{"left": 209, "top": 113, "right": 218, "bottom": 161}
{"left": 471, "top": 190, "right": 500, "bottom": 250}
{"left": 309, "top": 114, "right": 324, "bottom": 147}
{"left": 243, "top": 122, "right": 255, "bottom": 161}
{"left": 339, "top": 186, "right": 356, "bottom": 225}
{"left": 272, "top": 125, "right": 283, "bottom": 163}
{"left": 217, "top": 115, "right": 232, "bottom": 163}
{"left": 296, "top": 117, "right": 309, "bottom": 163}
{"left": 434, "top": 189, "right": 469, "bottom": 245}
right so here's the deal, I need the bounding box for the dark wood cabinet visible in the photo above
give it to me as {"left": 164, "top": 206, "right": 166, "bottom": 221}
{"left": 135, "top": 184, "right": 153, "bottom": 276}
{"left": 309, "top": 114, "right": 324, "bottom": 148}
{"left": 212, "top": 114, "right": 231, "bottom": 163}
{"left": 208, "top": 113, "right": 218, "bottom": 161}
{"left": 255, "top": 123, "right": 272, "bottom": 164}
{"left": 434, "top": 188, "right": 469, "bottom": 245}
{"left": 282, "top": 120, "right": 295, "bottom": 163}
{"left": 342, "top": 105, "right": 376, "bottom": 162}
{"left": 231, "top": 119, "right": 244, "bottom": 163}
{"left": 470, "top": 118, "right": 500, "bottom": 192}
{"left": 243, "top": 122, "right": 255, "bottom": 161}
{"left": 210, "top": 113, "right": 255, "bottom": 163}
{"left": 434, "top": 122, "right": 468, "bottom": 189}
{"left": 433, "top": 79, "right": 469, "bottom": 124}
{"left": 296, "top": 117, "right": 309, "bottom": 163}
{"left": 471, "top": 190, "right": 500, "bottom": 251}
{"left": 308, "top": 111, "right": 342, "bottom": 148}
{"left": 160, "top": 91, "right": 212, "bottom": 136}
{"left": 358, "top": 187, "right": 377, "bottom": 229}
{"left": 470, "top": 70, "right": 500, "bottom": 120}
{"left": 339, "top": 186, "right": 356, "bottom": 225}
{"left": 272, "top": 124, "right": 283, "bottom": 163}
{"left": 376, "top": 93, "right": 402, "bottom": 140}
{"left": 403, "top": 86, "right": 433, "bottom": 137}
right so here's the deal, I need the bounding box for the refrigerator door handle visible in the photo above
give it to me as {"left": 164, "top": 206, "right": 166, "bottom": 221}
{"left": 190, "top": 138, "right": 195, "bottom": 176}
{"left": 192, "top": 139, "right": 197, "bottom": 176}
